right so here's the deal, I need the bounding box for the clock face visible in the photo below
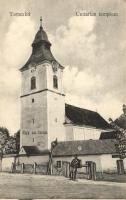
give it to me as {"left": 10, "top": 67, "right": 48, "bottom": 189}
{"left": 52, "top": 61, "right": 58, "bottom": 72}
{"left": 29, "top": 63, "right": 36, "bottom": 72}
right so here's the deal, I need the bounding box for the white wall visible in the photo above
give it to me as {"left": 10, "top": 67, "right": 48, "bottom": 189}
{"left": 20, "top": 61, "right": 66, "bottom": 150}
{"left": 46, "top": 62, "right": 66, "bottom": 147}
{"left": 2, "top": 154, "right": 126, "bottom": 173}
{"left": 65, "top": 126, "right": 74, "bottom": 141}
{"left": 53, "top": 155, "right": 102, "bottom": 171}
{"left": 101, "top": 154, "right": 126, "bottom": 172}
{"left": 47, "top": 91, "right": 65, "bottom": 147}
{"left": 0, "top": 158, "right": 2, "bottom": 171}
{"left": 20, "top": 63, "right": 48, "bottom": 148}
{"left": 46, "top": 62, "right": 64, "bottom": 94}
{"left": 65, "top": 125, "right": 102, "bottom": 141}
{"left": 20, "top": 91, "right": 48, "bottom": 148}
{"left": 124, "top": 159, "right": 126, "bottom": 169}
{"left": 53, "top": 154, "right": 126, "bottom": 173}
{"left": 1, "top": 155, "right": 49, "bottom": 172}
{"left": 21, "top": 63, "right": 47, "bottom": 96}
{"left": 2, "top": 156, "right": 15, "bottom": 172}
{"left": 17, "top": 155, "right": 49, "bottom": 164}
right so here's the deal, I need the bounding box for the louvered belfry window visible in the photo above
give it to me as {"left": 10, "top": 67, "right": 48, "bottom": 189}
{"left": 31, "top": 76, "right": 36, "bottom": 90}
{"left": 53, "top": 75, "right": 58, "bottom": 89}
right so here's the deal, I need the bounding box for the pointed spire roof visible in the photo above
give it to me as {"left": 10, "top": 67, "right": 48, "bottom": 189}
{"left": 32, "top": 17, "right": 51, "bottom": 47}
{"left": 20, "top": 17, "right": 64, "bottom": 71}
{"left": 40, "top": 16, "right": 42, "bottom": 28}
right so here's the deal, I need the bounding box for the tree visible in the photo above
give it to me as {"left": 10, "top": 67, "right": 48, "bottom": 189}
{"left": 0, "top": 127, "right": 10, "bottom": 156}
{"left": 0, "top": 128, "right": 20, "bottom": 156}
{"left": 109, "top": 104, "right": 126, "bottom": 159}
{"left": 114, "top": 104, "right": 126, "bottom": 129}
{"left": 14, "top": 130, "right": 20, "bottom": 153}
{"left": 3, "top": 136, "right": 17, "bottom": 154}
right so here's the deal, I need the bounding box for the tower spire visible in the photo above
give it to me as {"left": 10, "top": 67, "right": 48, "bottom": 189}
{"left": 40, "top": 16, "right": 42, "bottom": 29}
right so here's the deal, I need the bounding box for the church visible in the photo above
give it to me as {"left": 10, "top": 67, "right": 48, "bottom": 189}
{"left": 17, "top": 17, "right": 120, "bottom": 172}
{"left": 20, "top": 18, "right": 112, "bottom": 148}
{"left": 2, "top": 18, "right": 126, "bottom": 174}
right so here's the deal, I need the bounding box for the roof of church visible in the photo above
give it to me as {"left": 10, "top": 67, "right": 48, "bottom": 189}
{"left": 65, "top": 104, "right": 112, "bottom": 130}
{"left": 21, "top": 146, "right": 49, "bottom": 156}
{"left": 32, "top": 26, "right": 51, "bottom": 46}
{"left": 52, "top": 139, "right": 116, "bottom": 157}
{"left": 20, "top": 20, "right": 64, "bottom": 71}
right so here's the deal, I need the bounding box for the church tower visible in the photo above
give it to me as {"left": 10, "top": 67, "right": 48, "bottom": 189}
{"left": 20, "top": 17, "right": 65, "bottom": 150}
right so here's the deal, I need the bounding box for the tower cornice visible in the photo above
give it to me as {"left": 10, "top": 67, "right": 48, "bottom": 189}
{"left": 20, "top": 88, "right": 65, "bottom": 98}
{"left": 19, "top": 60, "right": 64, "bottom": 72}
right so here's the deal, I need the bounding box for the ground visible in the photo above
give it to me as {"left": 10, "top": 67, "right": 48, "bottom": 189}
{"left": 99, "top": 173, "right": 126, "bottom": 183}
{"left": 0, "top": 173, "right": 126, "bottom": 199}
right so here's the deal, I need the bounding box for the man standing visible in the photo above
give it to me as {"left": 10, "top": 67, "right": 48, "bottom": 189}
{"left": 69, "top": 155, "right": 80, "bottom": 181}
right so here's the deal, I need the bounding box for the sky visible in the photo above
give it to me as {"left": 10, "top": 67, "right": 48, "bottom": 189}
{"left": 0, "top": 0, "right": 126, "bottom": 134}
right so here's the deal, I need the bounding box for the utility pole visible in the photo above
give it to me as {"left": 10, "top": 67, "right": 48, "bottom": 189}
{"left": 47, "top": 138, "right": 58, "bottom": 175}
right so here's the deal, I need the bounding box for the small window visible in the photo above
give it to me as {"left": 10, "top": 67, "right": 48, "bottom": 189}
{"left": 33, "top": 138, "right": 34, "bottom": 142}
{"left": 31, "top": 76, "right": 36, "bottom": 90}
{"left": 32, "top": 119, "right": 35, "bottom": 124}
{"left": 53, "top": 75, "right": 58, "bottom": 89}
{"left": 56, "top": 161, "right": 62, "bottom": 168}
{"left": 32, "top": 98, "right": 34, "bottom": 103}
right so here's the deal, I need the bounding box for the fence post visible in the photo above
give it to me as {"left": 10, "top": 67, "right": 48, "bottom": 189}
{"left": 21, "top": 163, "right": 24, "bottom": 174}
{"left": 33, "top": 162, "right": 37, "bottom": 174}
{"left": 67, "top": 162, "right": 70, "bottom": 178}
{"left": 86, "top": 165, "right": 89, "bottom": 179}
{"left": 0, "top": 156, "right": 2, "bottom": 172}
{"left": 92, "top": 162, "right": 96, "bottom": 180}
{"left": 86, "top": 161, "right": 92, "bottom": 180}
{"left": 117, "top": 159, "right": 124, "bottom": 175}
{"left": 11, "top": 162, "right": 14, "bottom": 173}
{"left": 86, "top": 161, "right": 96, "bottom": 180}
{"left": 90, "top": 162, "right": 94, "bottom": 180}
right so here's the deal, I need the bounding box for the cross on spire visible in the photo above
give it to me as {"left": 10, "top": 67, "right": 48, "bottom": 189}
{"left": 40, "top": 16, "right": 42, "bottom": 28}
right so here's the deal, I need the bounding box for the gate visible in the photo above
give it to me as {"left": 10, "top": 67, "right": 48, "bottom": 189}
{"left": 85, "top": 161, "right": 96, "bottom": 180}
{"left": 62, "top": 161, "right": 97, "bottom": 180}
{"left": 62, "top": 161, "right": 70, "bottom": 177}
{"left": 117, "top": 159, "right": 124, "bottom": 174}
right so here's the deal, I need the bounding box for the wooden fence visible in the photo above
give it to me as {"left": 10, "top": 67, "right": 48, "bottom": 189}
{"left": 13, "top": 161, "right": 97, "bottom": 180}
{"left": 14, "top": 163, "right": 48, "bottom": 174}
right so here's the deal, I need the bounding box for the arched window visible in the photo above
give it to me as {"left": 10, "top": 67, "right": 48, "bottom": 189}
{"left": 53, "top": 75, "right": 58, "bottom": 89}
{"left": 31, "top": 76, "right": 36, "bottom": 90}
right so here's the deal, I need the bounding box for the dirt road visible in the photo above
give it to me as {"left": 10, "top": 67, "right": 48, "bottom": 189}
{"left": 0, "top": 173, "right": 126, "bottom": 199}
